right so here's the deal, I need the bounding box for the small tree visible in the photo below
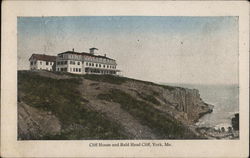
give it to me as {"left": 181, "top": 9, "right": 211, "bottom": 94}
{"left": 228, "top": 127, "right": 233, "bottom": 133}
{"left": 221, "top": 127, "right": 225, "bottom": 133}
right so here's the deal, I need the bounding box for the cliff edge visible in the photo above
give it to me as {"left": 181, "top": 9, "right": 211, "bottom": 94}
{"left": 18, "top": 70, "right": 213, "bottom": 140}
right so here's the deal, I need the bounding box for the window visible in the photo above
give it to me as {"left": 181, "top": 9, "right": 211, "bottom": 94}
{"left": 34, "top": 61, "right": 36, "bottom": 65}
{"left": 76, "top": 68, "right": 78, "bottom": 72}
{"left": 86, "top": 63, "right": 88, "bottom": 66}
{"left": 73, "top": 68, "right": 75, "bottom": 72}
{"left": 70, "top": 68, "right": 72, "bottom": 72}
{"left": 40, "top": 61, "right": 42, "bottom": 65}
{"left": 46, "top": 62, "right": 48, "bottom": 65}
{"left": 64, "top": 61, "right": 67, "bottom": 65}
{"left": 99, "top": 64, "right": 101, "bottom": 67}
{"left": 50, "top": 62, "right": 52, "bottom": 65}
{"left": 57, "top": 62, "right": 60, "bottom": 65}
{"left": 107, "top": 65, "right": 109, "bottom": 68}
{"left": 103, "top": 65, "right": 106, "bottom": 68}
{"left": 78, "top": 62, "right": 80, "bottom": 65}
{"left": 30, "top": 61, "right": 33, "bottom": 65}
{"left": 96, "top": 64, "right": 98, "bottom": 67}
{"left": 79, "top": 68, "right": 81, "bottom": 72}
{"left": 92, "top": 63, "right": 94, "bottom": 66}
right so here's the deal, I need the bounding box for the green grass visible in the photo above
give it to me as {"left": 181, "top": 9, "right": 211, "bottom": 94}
{"left": 97, "top": 89, "right": 199, "bottom": 139}
{"left": 18, "top": 71, "right": 128, "bottom": 140}
{"left": 53, "top": 71, "right": 83, "bottom": 78}
{"left": 83, "top": 74, "right": 128, "bottom": 85}
{"left": 83, "top": 74, "right": 178, "bottom": 91}
{"left": 134, "top": 91, "right": 161, "bottom": 105}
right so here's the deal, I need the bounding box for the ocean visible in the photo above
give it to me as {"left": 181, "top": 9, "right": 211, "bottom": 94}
{"left": 163, "top": 83, "right": 239, "bottom": 129}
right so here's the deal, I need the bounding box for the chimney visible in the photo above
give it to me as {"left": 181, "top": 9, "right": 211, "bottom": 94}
{"left": 89, "top": 47, "right": 98, "bottom": 55}
{"left": 104, "top": 54, "right": 106, "bottom": 57}
{"left": 72, "top": 48, "right": 74, "bottom": 52}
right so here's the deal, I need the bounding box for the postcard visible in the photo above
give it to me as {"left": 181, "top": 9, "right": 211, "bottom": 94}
{"left": 1, "top": 1, "right": 249, "bottom": 157}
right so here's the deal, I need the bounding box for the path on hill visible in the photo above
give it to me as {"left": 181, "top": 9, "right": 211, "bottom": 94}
{"left": 79, "top": 79, "right": 157, "bottom": 139}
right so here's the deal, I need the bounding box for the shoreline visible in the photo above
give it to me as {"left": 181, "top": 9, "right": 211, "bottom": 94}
{"left": 195, "top": 126, "right": 239, "bottom": 139}
{"left": 194, "top": 111, "right": 239, "bottom": 139}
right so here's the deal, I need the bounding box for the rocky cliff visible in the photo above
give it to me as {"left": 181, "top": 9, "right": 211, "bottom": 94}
{"left": 18, "top": 70, "right": 213, "bottom": 140}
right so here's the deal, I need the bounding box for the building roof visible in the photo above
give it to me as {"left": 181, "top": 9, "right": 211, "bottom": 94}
{"left": 29, "top": 54, "right": 57, "bottom": 62}
{"left": 89, "top": 47, "right": 98, "bottom": 50}
{"left": 58, "top": 51, "right": 115, "bottom": 61}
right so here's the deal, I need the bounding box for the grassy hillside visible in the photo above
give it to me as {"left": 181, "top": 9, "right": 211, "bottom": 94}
{"left": 97, "top": 89, "right": 197, "bottom": 139}
{"left": 18, "top": 70, "right": 203, "bottom": 140}
{"left": 18, "top": 71, "right": 128, "bottom": 140}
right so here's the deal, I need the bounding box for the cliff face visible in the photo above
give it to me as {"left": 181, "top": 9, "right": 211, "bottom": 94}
{"left": 18, "top": 71, "right": 213, "bottom": 140}
{"left": 165, "top": 88, "right": 213, "bottom": 122}
{"left": 121, "top": 80, "right": 213, "bottom": 124}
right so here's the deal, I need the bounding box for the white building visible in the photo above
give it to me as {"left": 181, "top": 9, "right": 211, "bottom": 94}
{"left": 56, "top": 48, "right": 119, "bottom": 75}
{"left": 29, "top": 54, "right": 56, "bottom": 71}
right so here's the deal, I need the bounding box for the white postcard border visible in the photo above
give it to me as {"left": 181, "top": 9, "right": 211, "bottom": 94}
{"left": 1, "top": 1, "right": 249, "bottom": 157}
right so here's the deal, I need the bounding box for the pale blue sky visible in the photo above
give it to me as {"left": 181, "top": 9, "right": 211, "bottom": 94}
{"left": 18, "top": 16, "right": 238, "bottom": 85}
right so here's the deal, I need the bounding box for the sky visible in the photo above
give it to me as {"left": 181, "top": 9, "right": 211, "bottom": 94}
{"left": 17, "top": 16, "right": 239, "bottom": 85}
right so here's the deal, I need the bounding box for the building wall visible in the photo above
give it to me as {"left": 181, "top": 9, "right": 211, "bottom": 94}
{"left": 30, "top": 59, "right": 54, "bottom": 71}
{"left": 84, "top": 62, "right": 116, "bottom": 70}
{"left": 56, "top": 58, "right": 85, "bottom": 74}
{"left": 67, "top": 60, "right": 84, "bottom": 74}
{"left": 30, "top": 59, "right": 37, "bottom": 70}
{"left": 55, "top": 53, "right": 118, "bottom": 75}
